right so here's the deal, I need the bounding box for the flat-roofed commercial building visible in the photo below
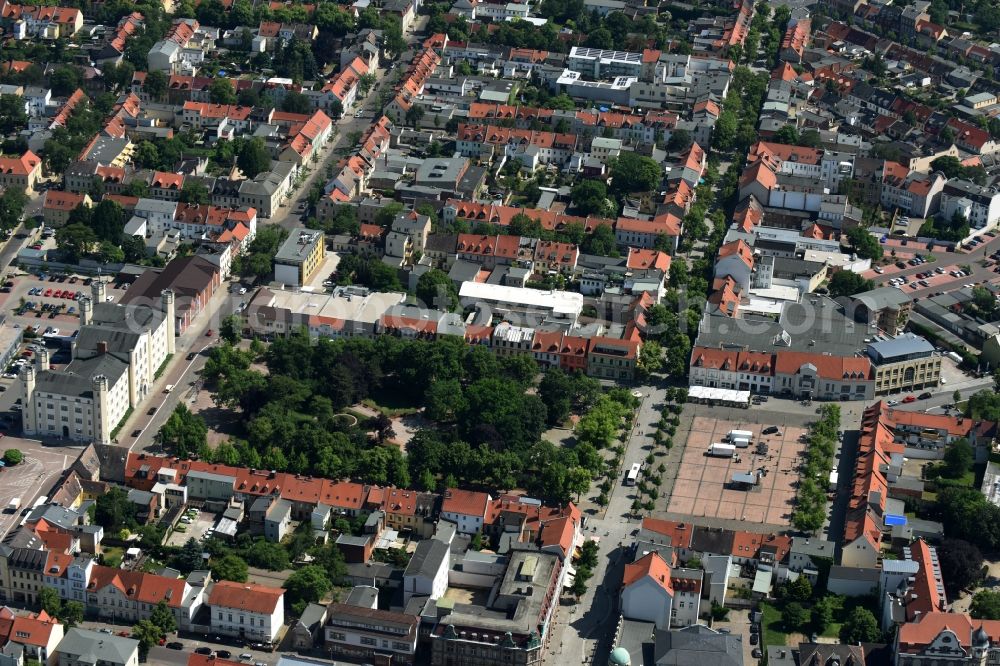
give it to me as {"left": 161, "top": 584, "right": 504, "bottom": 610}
{"left": 243, "top": 286, "right": 406, "bottom": 339}
{"left": 274, "top": 229, "right": 325, "bottom": 286}
{"left": 867, "top": 333, "right": 941, "bottom": 396}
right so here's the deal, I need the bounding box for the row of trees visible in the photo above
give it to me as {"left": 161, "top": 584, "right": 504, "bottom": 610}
{"left": 791, "top": 404, "right": 841, "bottom": 532}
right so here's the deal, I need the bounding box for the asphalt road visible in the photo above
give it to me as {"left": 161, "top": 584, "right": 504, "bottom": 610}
{"left": 269, "top": 33, "right": 426, "bottom": 233}
{"left": 122, "top": 284, "right": 240, "bottom": 452}
{"left": 550, "top": 383, "right": 668, "bottom": 666}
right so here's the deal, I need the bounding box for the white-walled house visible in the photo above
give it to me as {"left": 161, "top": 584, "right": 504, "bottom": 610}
{"left": 440, "top": 489, "right": 492, "bottom": 535}
{"left": 403, "top": 539, "right": 450, "bottom": 605}
{"left": 208, "top": 581, "right": 285, "bottom": 644}
{"left": 621, "top": 552, "right": 675, "bottom": 629}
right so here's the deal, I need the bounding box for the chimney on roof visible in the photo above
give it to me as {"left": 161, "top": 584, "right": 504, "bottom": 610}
{"left": 97, "top": 341, "right": 108, "bottom": 354}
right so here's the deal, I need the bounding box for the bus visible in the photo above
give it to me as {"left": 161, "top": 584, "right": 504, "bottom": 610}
{"left": 625, "top": 463, "right": 641, "bottom": 486}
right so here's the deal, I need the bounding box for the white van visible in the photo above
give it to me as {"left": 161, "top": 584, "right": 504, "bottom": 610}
{"left": 164, "top": 384, "right": 175, "bottom": 393}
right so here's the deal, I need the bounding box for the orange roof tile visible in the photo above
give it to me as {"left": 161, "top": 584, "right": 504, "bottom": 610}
{"left": 208, "top": 581, "right": 283, "bottom": 614}
{"left": 623, "top": 552, "right": 673, "bottom": 595}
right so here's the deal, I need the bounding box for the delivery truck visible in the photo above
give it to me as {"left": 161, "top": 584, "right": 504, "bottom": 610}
{"left": 726, "top": 430, "right": 753, "bottom": 442}
{"left": 6, "top": 498, "right": 20, "bottom": 513}
{"left": 708, "top": 443, "right": 736, "bottom": 457}
{"left": 730, "top": 437, "right": 751, "bottom": 449}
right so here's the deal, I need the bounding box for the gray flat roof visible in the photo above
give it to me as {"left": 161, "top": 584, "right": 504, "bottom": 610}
{"left": 695, "top": 299, "right": 877, "bottom": 356}
{"left": 867, "top": 333, "right": 935, "bottom": 361}
{"left": 275, "top": 229, "right": 323, "bottom": 265}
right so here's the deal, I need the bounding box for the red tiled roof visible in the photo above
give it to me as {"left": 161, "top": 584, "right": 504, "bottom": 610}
{"left": 0, "top": 150, "right": 40, "bottom": 177}
{"left": 623, "top": 552, "right": 673, "bottom": 595}
{"left": 9, "top": 611, "right": 58, "bottom": 648}
{"left": 208, "top": 580, "right": 283, "bottom": 614}
{"left": 87, "top": 565, "right": 187, "bottom": 608}
{"left": 641, "top": 518, "right": 693, "bottom": 548}
{"left": 441, "top": 488, "right": 491, "bottom": 517}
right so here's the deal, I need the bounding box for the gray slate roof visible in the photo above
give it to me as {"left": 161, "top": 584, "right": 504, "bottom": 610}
{"left": 653, "top": 625, "right": 743, "bottom": 666}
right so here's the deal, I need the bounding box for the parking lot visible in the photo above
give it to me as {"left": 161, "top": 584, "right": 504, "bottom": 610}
{"left": 0, "top": 272, "right": 130, "bottom": 344}
{"left": 165, "top": 509, "right": 215, "bottom": 546}
{"left": 667, "top": 416, "right": 809, "bottom": 528}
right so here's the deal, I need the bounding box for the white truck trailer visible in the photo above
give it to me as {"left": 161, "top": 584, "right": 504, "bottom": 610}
{"left": 708, "top": 443, "right": 737, "bottom": 457}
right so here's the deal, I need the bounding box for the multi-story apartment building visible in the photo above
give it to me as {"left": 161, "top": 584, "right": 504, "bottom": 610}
{"left": 273, "top": 229, "right": 326, "bottom": 286}
{"left": 324, "top": 603, "right": 418, "bottom": 665}
{"left": 940, "top": 179, "right": 1000, "bottom": 230}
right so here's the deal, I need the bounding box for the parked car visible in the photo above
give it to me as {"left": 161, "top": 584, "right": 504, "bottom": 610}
{"left": 195, "top": 647, "right": 213, "bottom": 655}
{"left": 166, "top": 643, "right": 184, "bottom": 650}
{"left": 217, "top": 651, "right": 232, "bottom": 659}
{"left": 919, "top": 392, "right": 933, "bottom": 400}
{"left": 903, "top": 395, "right": 916, "bottom": 403}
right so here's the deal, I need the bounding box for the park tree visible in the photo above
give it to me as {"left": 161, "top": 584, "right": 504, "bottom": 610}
{"left": 158, "top": 405, "right": 208, "bottom": 459}
{"left": 283, "top": 565, "right": 332, "bottom": 615}
{"left": 828, "top": 271, "right": 874, "bottom": 298}
{"left": 972, "top": 590, "right": 1000, "bottom": 620}
{"left": 571, "top": 179, "right": 614, "bottom": 217}
{"left": 782, "top": 602, "right": 808, "bottom": 631}
{"left": 416, "top": 269, "right": 459, "bottom": 310}
{"left": 39, "top": 587, "right": 61, "bottom": 617}
{"left": 149, "top": 600, "right": 177, "bottom": 634}
{"left": 209, "top": 78, "right": 237, "bottom": 104}
{"left": 424, "top": 379, "right": 466, "bottom": 422}
{"left": 3, "top": 449, "right": 22, "bottom": 466}
{"left": 211, "top": 554, "right": 249, "bottom": 583}
{"left": 94, "top": 487, "right": 137, "bottom": 531}
{"left": 937, "top": 538, "right": 984, "bottom": 595}
{"left": 61, "top": 601, "right": 84, "bottom": 628}
{"left": 944, "top": 438, "right": 974, "bottom": 478}
{"left": 237, "top": 138, "right": 271, "bottom": 179}
{"left": 840, "top": 607, "right": 882, "bottom": 644}
{"left": 610, "top": 152, "right": 662, "bottom": 194}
